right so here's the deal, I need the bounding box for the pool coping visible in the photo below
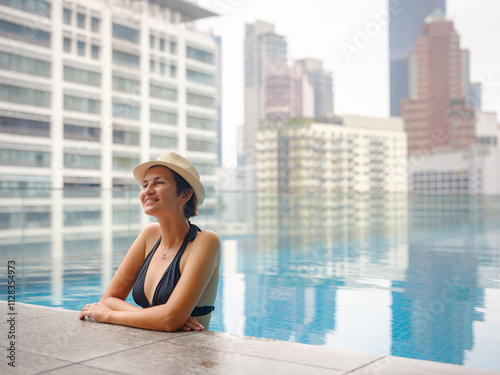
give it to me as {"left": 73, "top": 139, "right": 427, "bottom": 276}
{"left": 1, "top": 301, "right": 499, "bottom": 374}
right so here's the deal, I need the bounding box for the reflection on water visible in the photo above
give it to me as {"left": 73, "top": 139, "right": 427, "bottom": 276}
{"left": 0, "top": 191, "right": 499, "bottom": 370}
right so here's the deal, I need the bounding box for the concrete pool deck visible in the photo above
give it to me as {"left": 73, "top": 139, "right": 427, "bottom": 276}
{"left": 1, "top": 302, "right": 499, "bottom": 375}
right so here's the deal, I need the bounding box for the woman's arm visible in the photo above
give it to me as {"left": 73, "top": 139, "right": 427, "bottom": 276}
{"left": 96, "top": 224, "right": 157, "bottom": 311}
{"left": 79, "top": 230, "right": 221, "bottom": 332}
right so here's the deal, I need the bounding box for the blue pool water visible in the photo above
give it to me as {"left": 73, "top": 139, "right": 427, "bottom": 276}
{"left": 1, "top": 195, "right": 500, "bottom": 371}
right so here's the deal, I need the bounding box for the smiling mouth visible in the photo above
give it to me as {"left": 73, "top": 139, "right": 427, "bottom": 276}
{"left": 144, "top": 199, "right": 159, "bottom": 204}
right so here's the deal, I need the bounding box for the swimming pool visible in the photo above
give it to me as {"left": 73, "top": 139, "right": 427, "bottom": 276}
{"left": 1, "top": 194, "right": 499, "bottom": 371}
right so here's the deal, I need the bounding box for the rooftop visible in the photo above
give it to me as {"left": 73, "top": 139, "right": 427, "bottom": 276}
{"left": 3, "top": 302, "right": 498, "bottom": 374}
{"left": 146, "top": 0, "right": 218, "bottom": 21}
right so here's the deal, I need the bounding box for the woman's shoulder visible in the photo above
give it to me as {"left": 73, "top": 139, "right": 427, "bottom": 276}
{"left": 194, "top": 229, "right": 221, "bottom": 252}
{"left": 196, "top": 229, "right": 220, "bottom": 242}
{"left": 139, "top": 222, "right": 161, "bottom": 239}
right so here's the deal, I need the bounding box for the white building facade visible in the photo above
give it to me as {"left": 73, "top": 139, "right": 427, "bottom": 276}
{"left": 256, "top": 115, "right": 408, "bottom": 194}
{"left": 0, "top": 0, "right": 219, "bottom": 212}
{"left": 409, "top": 110, "right": 500, "bottom": 195}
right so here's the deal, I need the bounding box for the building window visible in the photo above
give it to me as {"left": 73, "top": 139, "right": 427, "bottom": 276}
{"left": 113, "top": 155, "right": 139, "bottom": 171}
{"left": 112, "top": 75, "right": 140, "bottom": 93}
{"left": 159, "top": 38, "right": 165, "bottom": 51}
{"left": 91, "top": 17, "right": 100, "bottom": 32}
{"left": 150, "top": 59, "right": 155, "bottom": 73}
{"left": 170, "top": 41, "right": 176, "bottom": 54}
{"left": 187, "top": 115, "right": 216, "bottom": 131}
{"left": 64, "top": 153, "right": 101, "bottom": 169}
{"left": 0, "top": 84, "right": 51, "bottom": 107}
{"left": 0, "top": 116, "right": 50, "bottom": 137}
{"left": 112, "top": 23, "right": 139, "bottom": 44}
{"left": 149, "top": 35, "right": 155, "bottom": 49}
{"left": 159, "top": 62, "right": 165, "bottom": 75}
{"left": 186, "top": 69, "right": 214, "bottom": 86}
{"left": 150, "top": 84, "right": 177, "bottom": 101}
{"left": 0, "top": 51, "right": 51, "bottom": 77}
{"left": 0, "top": 175, "right": 51, "bottom": 198}
{"left": 64, "top": 123, "right": 100, "bottom": 141}
{"left": 64, "top": 95, "right": 101, "bottom": 114}
{"left": 112, "top": 100, "right": 140, "bottom": 120}
{"left": 0, "top": 19, "right": 50, "bottom": 47}
{"left": 0, "top": 148, "right": 50, "bottom": 168}
{"left": 64, "top": 209, "right": 101, "bottom": 226}
{"left": 150, "top": 109, "right": 177, "bottom": 125}
{"left": 63, "top": 37, "right": 71, "bottom": 52}
{"left": 63, "top": 8, "right": 72, "bottom": 24}
{"left": 186, "top": 46, "right": 214, "bottom": 64}
{"left": 187, "top": 139, "right": 216, "bottom": 153}
{"left": 64, "top": 65, "right": 101, "bottom": 86}
{"left": 194, "top": 162, "right": 215, "bottom": 174}
{"left": 77, "top": 41, "right": 85, "bottom": 56}
{"left": 1, "top": 0, "right": 50, "bottom": 17}
{"left": 91, "top": 45, "right": 99, "bottom": 59}
{"left": 170, "top": 65, "right": 177, "bottom": 78}
{"left": 113, "top": 127, "right": 140, "bottom": 145}
{"left": 150, "top": 133, "right": 177, "bottom": 149}
{"left": 112, "top": 49, "right": 139, "bottom": 69}
{"left": 77, "top": 12, "right": 85, "bottom": 28}
{"left": 186, "top": 92, "right": 214, "bottom": 108}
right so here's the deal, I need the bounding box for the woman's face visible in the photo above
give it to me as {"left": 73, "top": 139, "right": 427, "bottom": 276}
{"left": 140, "top": 166, "right": 182, "bottom": 216}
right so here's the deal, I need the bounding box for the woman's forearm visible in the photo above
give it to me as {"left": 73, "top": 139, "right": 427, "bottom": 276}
{"left": 100, "top": 296, "right": 141, "bottom": 312}
{"left": 104, "top": 306, "right": 182, "bottom": 331}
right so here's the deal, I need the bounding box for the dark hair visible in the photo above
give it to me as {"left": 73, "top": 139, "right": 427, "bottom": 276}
{"left": 171, "top": 169, "right": 198, "bottom": 219}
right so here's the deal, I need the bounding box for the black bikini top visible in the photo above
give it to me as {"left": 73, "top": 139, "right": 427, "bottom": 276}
{"left": 132, "top": 223, "right": 214, "bottom": 317}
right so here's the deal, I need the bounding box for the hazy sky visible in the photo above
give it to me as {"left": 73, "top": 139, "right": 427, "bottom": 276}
{"left": 197, "top": 0, "right": 500, "bottom": 167}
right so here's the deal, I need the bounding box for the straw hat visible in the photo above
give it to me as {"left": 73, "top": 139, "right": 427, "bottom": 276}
{"left": 133, "top": 151, "right": 205, "bottom": 206}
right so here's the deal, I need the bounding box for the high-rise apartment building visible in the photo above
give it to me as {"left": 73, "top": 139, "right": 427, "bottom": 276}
{"left": 0, "top": 0, "right": 219, "bottom": 210}
{"left": 400, "top": 11, "right": 475, "bottom": 155}
{"left": 297, "top": 58, "right": 334, "bottom": 118}
{"left": 256, "top": 115, "right": 407, "bottom": 236}
{"left": 256, "top": 115, "right": 407, "bottom": 194}
{"left": 389, "top": 0, "right": 446, "bottom": 116}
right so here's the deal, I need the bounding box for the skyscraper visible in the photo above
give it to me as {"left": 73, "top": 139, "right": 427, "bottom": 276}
{"left": 400, "top": 10, "right": 475, "bottom": 155}
{"left": 244, "top": 21, "right": 287, "bottom": 168}
{"left": 297, "top": 58, "right": 334, "bottom": 118}
{"left": 389, "top": 0, "right": 446, "bottom": 116}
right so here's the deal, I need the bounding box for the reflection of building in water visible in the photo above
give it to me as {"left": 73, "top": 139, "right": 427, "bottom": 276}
{"left": 227, "top": 193, "right": 409, "bottom": 344}
{"left": 391, "top": 196, "right": 500, "bottom": 365}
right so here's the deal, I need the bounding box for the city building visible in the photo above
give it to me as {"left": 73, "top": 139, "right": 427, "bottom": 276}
{"left": 297, "top": 58, "right": 334, "bottom": 118}
{"left": 244, "top": 20, "right": 287, "bottom": 169}
{"left": 257, "top": 115, "right": 408, "bottom": 194}
{"left": 409, "top": 110, "right": 500, "bottom": 195}
{"left": 256, "top": 114, "right": 408, "bottom": 235}
{"left": 470, "top": 82, "right": 482, "bottom": 110}
{"left": 243, "top": 21, "right": 334, "bottom": 190}
{"left": 0, "top": 0, "right": 220, "bottom": 220}
{"left": 400, "top": 10, "right": 475, "bottom": 155}
{"left": 389, "top": 0, "right": 446, "bottom": 116}
{"left": 0, "top": 0, "right": 221, "bottom": 256}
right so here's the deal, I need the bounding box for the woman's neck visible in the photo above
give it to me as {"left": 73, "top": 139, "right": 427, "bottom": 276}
{"left": 156, "top": 214, "right": 190, "bottom": 249}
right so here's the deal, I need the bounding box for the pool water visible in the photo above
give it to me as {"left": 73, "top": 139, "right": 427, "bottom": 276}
{"left": 2, "top": 195, "right": 500, "bottom": 371}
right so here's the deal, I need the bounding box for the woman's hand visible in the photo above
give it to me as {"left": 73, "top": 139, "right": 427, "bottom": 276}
{"left": 180, "top": 316, "right": 204, "bottom": 331}
{"left": 79, "top": 302, "right": 113, "bottom": 323}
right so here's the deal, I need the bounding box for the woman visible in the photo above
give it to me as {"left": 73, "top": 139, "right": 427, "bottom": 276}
{"left": 79, "top": 151, "right": 221, "bottom": 332}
